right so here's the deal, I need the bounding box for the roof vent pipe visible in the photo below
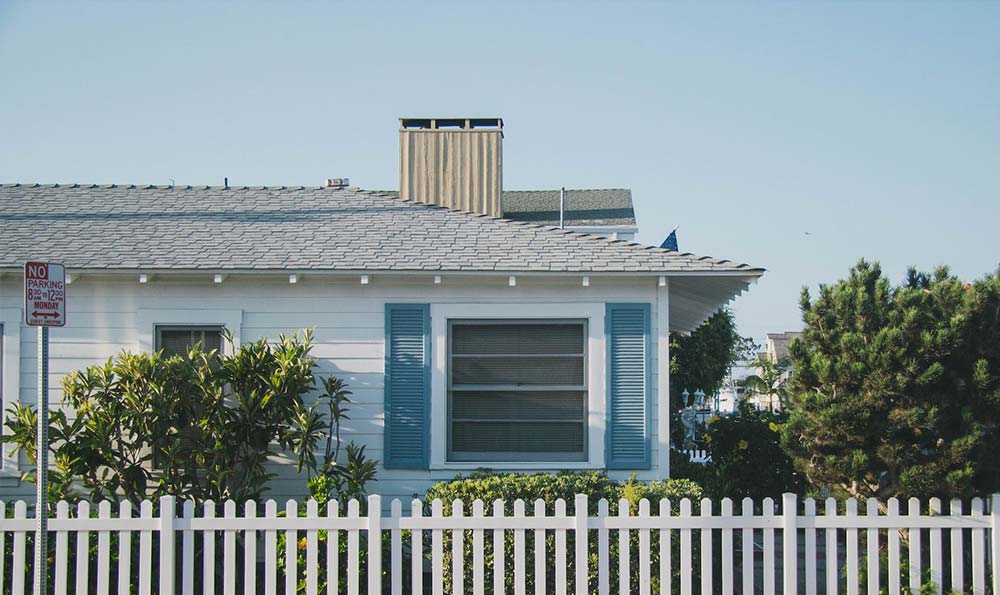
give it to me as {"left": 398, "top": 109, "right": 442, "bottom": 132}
{"left": 559, "top": 187, "right": 566, "bottom": 229}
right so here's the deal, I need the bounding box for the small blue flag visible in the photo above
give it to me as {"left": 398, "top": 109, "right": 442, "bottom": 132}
{"left": 660, "top": 227, "right": 678, "bottom": 251}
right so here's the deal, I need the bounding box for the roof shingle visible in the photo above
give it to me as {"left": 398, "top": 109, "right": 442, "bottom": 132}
{"left": 0, "top": 184, "right": 762, "bottom": 275}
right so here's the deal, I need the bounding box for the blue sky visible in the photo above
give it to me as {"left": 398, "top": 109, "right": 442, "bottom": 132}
{"left": 2, "top": 1, "right": 998, "bottom": 343}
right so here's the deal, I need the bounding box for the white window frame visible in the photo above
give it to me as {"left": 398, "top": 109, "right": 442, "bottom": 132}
{"left": 447, "top": 318, "right": 589, "bottom": 463}
{"left": 430, "top": 303, "right": 605, "bottom": 470}
{"left": 0, "top": 308, "right": 22, "bottom": 475}
{"left": 137, "top": 308, "right": 242, "bottom": 354}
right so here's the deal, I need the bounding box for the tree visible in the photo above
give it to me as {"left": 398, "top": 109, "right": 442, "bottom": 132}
{"left": 742, "top": 354, "right": 791, "bottom": 411}
{"left": 782, "top": 260, "right": 1000, "bottom": 500}
{"left": 2, "top": 330, "right": 373, "bottom": 504}
{"left": 670, "top": 308, "right": 757, "bottom": 412}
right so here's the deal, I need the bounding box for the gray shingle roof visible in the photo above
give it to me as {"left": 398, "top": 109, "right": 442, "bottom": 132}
{"left": 0, "top": 184, "right": 762, "bottom": 275}
{"left": 502, "top": 189, "right": 636, "bottom": 227}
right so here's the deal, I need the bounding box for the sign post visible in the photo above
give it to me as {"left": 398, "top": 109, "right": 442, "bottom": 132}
{"left": 24, "top": 261, "right": 66, "bottom": 595}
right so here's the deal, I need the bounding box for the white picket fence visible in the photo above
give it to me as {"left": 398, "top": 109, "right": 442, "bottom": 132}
{"left": 680, "top": 449, "right": 712, "bottom": 464}
{"left": 1, "top": 493, "right": 998, "bottom": 595}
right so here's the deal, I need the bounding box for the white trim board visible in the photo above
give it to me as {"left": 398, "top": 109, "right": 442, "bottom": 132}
{"left": 0, "top": 308, "right": 21, "bottom": 475}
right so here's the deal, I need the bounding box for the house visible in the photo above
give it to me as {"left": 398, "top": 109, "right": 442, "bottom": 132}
{"left": 0, "top": 117, "right": 763, "bottom": 501}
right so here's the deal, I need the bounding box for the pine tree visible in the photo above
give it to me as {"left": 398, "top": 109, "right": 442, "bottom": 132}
{"left": 782, "top": 260, "right": 1000, "bottom": 499}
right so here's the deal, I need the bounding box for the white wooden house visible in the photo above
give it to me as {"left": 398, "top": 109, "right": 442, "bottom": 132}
{"left": 0, "top": 118, "right": 762, "bottom": 502}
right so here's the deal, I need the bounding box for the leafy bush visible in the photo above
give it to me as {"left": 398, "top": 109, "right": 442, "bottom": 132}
{"left": 3, "top": 330, "right": 336, "bottom": 504}
{"left": 701, "top": 402, "right": 804, "bottom": 500}
{"left": 424, "top": 470, "right": 703, "bottom": 593}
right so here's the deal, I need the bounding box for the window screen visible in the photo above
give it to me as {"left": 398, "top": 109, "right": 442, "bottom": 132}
{"left": 155, "top": 326, "right": 224, "bottom": 358}
{"left": 448, "top": 321, "right": 587, "bottom": 462}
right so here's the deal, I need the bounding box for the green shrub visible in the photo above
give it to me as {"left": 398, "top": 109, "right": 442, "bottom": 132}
{"left": 424, "top": 470, "right": 703, "bottom": 593}
{"left": 689, "top": 402, "right": 804, "bottom": 500}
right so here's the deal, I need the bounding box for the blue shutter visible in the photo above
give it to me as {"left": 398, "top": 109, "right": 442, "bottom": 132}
{"left": 384, "top": 303, "right": 430, "bottom": 469}
{"left": 605, "top": 303, "right": 652, "bottom": 469}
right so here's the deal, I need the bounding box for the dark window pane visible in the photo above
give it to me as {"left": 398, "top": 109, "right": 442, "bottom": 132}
{"left": 156, "top": 327, "right": 223, "bottom": 358}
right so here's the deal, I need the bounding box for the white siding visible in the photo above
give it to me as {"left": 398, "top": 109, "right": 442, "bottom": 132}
{"left": 0, "top": 273, "right": 669, "bottom": 502}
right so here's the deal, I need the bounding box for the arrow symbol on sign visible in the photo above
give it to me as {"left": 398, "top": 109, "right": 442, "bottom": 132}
{"left": 32, "top": 311, "right": 59, "bottom": 319}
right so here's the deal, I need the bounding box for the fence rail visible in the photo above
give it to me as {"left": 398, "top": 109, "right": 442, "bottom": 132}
{"left": 1, "top": 493, "right": 998, "bottom": 595}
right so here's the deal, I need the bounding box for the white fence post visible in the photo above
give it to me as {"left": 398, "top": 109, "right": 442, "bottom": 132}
{"left": 782, "top": 493, "right": 797, "bottom": 595}
{"left": 368, "top": 494, "right": 382, "bottom": 595}
{"left": 159, "top": 496, "right": 176, "bottom": 595}
{"left": 574, "top": 494, "right": 588, "bottom": 595}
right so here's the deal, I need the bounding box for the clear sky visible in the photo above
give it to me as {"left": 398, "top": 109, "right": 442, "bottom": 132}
{"left": 2, "top": 1, "right": 998, "bottom": 344}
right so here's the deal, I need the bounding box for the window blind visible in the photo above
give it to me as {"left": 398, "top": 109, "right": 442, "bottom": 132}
{"left": 448, "top": 321, "right": 587, "bottom": 462}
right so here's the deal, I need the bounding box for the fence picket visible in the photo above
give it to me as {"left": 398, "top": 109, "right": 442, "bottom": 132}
{"left": 721, "top": 498, "right": 733, "bottom": 595}
{"left": 181, "top": 501, "right": 192, "bottom": 595}
{"left": 392, "top": 499, "right": 404, "bottom": 595}
{"left": 533, "top": 499, "right": 545, "bottom": 595}
{"left": 328, "top": 500, "right": 340, "bottom": 595}
{"left": 454, "top": 499, "right": 466, "bottom": 595}
{"left": 846, "top": 498, "right": 858, "bottom": 595}
{"left": 783, "top": 494, "right": 797, "bottom": 595}
{"left": 804, "top": 498, "right": 816, "bottom": 595}
{"left": 55, "top": 501, "right": 68, "bottom": 595}
{"left": 929, "top": 498, "right": 943, "bottom": 595}
{"left": 867, "top": 498, "right": 879, "bottom": 595}
{"left": 492, "top": 500, "right": 504, "bottom": 595}
{"left": 138, "top": 500, "right": 152, "bottom": 595}
{"left": 306, "top": 499, "right": 318, "bottom": 595}
{"left": 97, "top": 501, "right": 111, "bottom": 595}
{"left": 619, "top": 499, "right": 630, "bottom": 595}
{"left": 574, "top": 494, "right": 588, "bottom": 595}
{"left": 638, "top": 499, "right": 651, "bottom": 595}
{"left": 514, "top": 499, "right": 526, "bottom": 595}
{"left": 598, "top": 499, "right": 610, "bottom": 595}
{"left": 369, "top": 494, "right": 383, "bottom": 595}
{"left": 908, "top": 498, "right": 922, "bottom": 594}
{"left": 887, "top": 498, "right": 900, "bottom": 595}
{"left": 224, "top": 500, "right": 237, "bottom": 595}
{"left": 554, "top": 499, "right": 567, "bottom": 595}
{"left": 826, "top": 498, "right": 838, "bottom": 595}
{"left": 950, "top": 499, "right": 963, "bottom": 593}
{"left": 431, "top": 499, "right": 443, "bottom": 595}
{"left": 472, "top": 500, "right": 485, "bottom": 595}
{"left": 701, "top": 498, "right": 713, "bottom": 595}
{"left": 970, "top": 497, "right": 985, "bottom": 595}
{"left": 285, "top": 500, "right": 298, "bottom": 595}
{"left": 742, "top": 498, "right": 753, "bottom": 595}
{"left": 763, "top": 497, "right": 775, "bottom": 595}
{"left": 680, "top": 498, "right": 692, "bottom": 595}
{"left": 204, "top": 501, "right": 216, "bottom": 595}
{"left": 348, "top": 499, "right": 361, "bottom": 595}
{"left": 160, "top": 496, "right": 175, "bottom": 595}
{"left": 660, "top": 499, "right": 672, "bottom": 595}
{"left": 990, "top": 494, "right": 1000, "bottom": 595}
{"left": 264, "top": 500, "right": 277, "bottom": 595}
{"left": 13, "top": 501, "right": 25, "bottom": 595}
{"left": 413, "top": 499, "right": 425, "bottom": 595}
{"left": 244, "top": 501, "right": 257, "bottom": 595}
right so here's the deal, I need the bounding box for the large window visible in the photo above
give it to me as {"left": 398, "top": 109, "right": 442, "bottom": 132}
{"left": 448, "top": 320, "right": 587, "bottom": 462}
{"left": 155, "top": 325, "right": 224, "bottom": 358}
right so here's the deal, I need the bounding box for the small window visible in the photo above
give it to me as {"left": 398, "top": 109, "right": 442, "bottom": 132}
{"left": 448, "top": 320, "right": 587, "bottom": 462}
{"left": 155, "top": 326, "right": 224, "bottom": 358}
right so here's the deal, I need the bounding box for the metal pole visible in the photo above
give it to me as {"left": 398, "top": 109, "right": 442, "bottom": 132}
{"left": 559, "top": 187, "right": 565, "bottom": 229}
{"left": 34, "top": 325, "right": 49, "bottom": 595}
